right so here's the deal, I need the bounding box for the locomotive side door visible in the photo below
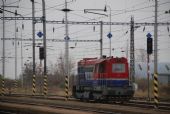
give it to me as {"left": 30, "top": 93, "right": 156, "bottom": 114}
{"left": 95, "top": 63, "right": 106, "bottom": 88}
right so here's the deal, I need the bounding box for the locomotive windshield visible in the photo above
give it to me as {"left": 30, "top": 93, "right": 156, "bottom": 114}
{"left": 84, "top": 66, "right": 94, "bottom": 80}
{"left": 84, "top": 66, "right": 94, "bottom": 72}
{"left": 94, "top": 63, "right": 105, "bottom": 73}
{"left": 78, "top": 67, "right": 84, "bottom": 73}
{"left": 112, "top": 63, "right": 125, "bottom": 73}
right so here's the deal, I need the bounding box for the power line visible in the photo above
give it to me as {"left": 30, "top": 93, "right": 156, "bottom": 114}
{"left": 1, "top": 17, "right": 170, "bottom": 26}
{"left": 0, "top": 38, "right": 100, "bottom": 42}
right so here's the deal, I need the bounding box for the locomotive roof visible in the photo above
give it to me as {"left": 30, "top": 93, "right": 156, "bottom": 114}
{"left": 78, "top": 57, "right": 127, "bottom": 66}
{"left": 78, "top": 58, "right": 99, "bottom": 65}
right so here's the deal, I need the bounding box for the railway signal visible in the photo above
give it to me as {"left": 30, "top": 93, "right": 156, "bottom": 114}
{"left": 147, "top": 33, "right": 153, "bottom": 55}
{"left": 146, "top": 33, "right": 153, "bottom": 101}
{"left": 39, "top": 47, "right": 44, "bottom": 60}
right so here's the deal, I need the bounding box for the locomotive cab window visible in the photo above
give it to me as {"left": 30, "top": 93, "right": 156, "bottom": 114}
{"left": 84, "top": 66, "right": 94, "bottom": 80}
{"left": 84, "top": 66, "right": 94, "bottom": 72}
{"left": 78, "top": 67, "right": 84, "bottom": 73}
{"left": 94, "top": 64, "right": 99, "bottom": 73}
{"left": 94, "top": 63, "right": 105, "bottom": 73}
{"left": 99, "top": 63, "right": 105, "bottom": 73}
{"left": 112, "top": 64, "right": 125, "bottom": 73}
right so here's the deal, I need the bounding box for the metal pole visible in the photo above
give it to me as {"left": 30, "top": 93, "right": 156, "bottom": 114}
{"left": 40, "top": 60, "right": 42, "bottom": 94}
{"left": 2, "top": 0, "right": 5, "bottom": 79}
{"left": 42, "top": 0, "right": 46, "bottom": 75}
{"left": 15, "top": 10, "right": 18, "bottom": 89}
{"left": 42, "top": 0, "right": 47, "bottom": 96}
{"left": 109, "top": 6, "right": 111, "bottom": 57}
{"left": 126, "top": 39, "right": 129, "bottom": 59}
{"left": 105, "top": 5, "right": 112, "bottom": 57}
{"left": 21, "top": 24, "right": 23, "bottom": 88}
{"left": 147, "top": 54, "right": 150, "bottom": 101}
{"left": 64, "top": 0, "right": 69, "bottom": 100}
{"left": 154, "top": 0, "right": 158, "bottom": 83}
{"left": 130, "top": 16, "right": 135, "bottom": 84}
{"left": 1, "top": 0, "right": 5, "bottom": 96}
{"left": 154, "top": 0, "right": 159, "bottom": 108}
{"left": 100, "top": 21, "right": 103, "bottom": 58}
{"left": 65, "top": 0, "right": 69, "bottom": 75}
{"left": 31, "top": 0, "right": 36, "bottom": 95}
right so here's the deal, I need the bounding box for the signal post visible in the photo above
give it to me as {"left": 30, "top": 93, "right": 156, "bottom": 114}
{"left": 146, "top": 33, "right": 152, "bottom": 101}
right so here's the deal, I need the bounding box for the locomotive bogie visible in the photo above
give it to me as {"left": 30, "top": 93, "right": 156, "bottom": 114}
{"left": 73, "top": 85, "right": 134, "bottom": 101}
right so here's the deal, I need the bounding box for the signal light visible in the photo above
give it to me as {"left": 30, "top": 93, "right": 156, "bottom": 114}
{"left": 147, "top": 38, "right": 153, "bottom": 54}
{"left": 39, "top": 47, "right": 44, "bottom": 60}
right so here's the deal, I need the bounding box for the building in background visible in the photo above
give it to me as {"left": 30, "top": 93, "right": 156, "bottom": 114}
{"left": 135, "top": 62, "right": 170, "bottom": 86}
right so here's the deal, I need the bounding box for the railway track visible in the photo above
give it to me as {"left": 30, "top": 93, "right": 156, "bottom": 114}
{"left": 0, "top": 110, "right": 17, "bottom": 114}
{"left": 0, "top": 95, "right": 170, "bottom": 114}
{"left": 127, "top": 100, "right": 170, "bottom": 110}
{"left": 133, "top": 97, "right": 170, "bottom": 102}
{"left": 3, "top": 94, "right": 170, "bottom": 111}
{"left": 0, "top": 99, "right": 115, "bottom": 114}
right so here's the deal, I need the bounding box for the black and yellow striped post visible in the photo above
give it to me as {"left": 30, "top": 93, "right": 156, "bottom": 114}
{"left": 43, "top": 75, "right": 48, "bottom": 96}
{"left": 153, "top": 73, "right": 159, "bottom": 108}
{"left": 14, "top": 79, "right": 18, "bottom": 90}
{"left": 32, "top": 75, "right": 36, "bottom": 95}
{"left": 65, "top": 75, "right": 69, "bottom": 101}
{"left": 1, "top": 78, "right": 5, "bottom": 96}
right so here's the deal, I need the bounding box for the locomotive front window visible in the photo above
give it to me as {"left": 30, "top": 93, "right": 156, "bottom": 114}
{"left": 85, "top": 66, "right": 94, "bottom": 72}
{"left": 99, "top": 63, "right": 105, "bottom": 73}
{"left": 78, "top": 67, "right": 84, "bottom": 73}
{"left": 112, "top": 64, "right": 125, "bottom": 73}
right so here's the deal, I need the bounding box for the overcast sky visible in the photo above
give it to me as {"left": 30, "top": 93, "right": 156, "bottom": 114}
{"left": 0, "top": 0, "right": 170, "bottom": 79}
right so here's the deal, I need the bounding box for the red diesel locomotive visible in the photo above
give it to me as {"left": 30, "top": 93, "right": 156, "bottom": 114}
{"left": 72, "top": 56, "right": 135, "bottom": 101}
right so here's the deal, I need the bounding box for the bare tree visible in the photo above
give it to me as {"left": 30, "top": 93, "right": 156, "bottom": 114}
{"left": 136, "top": 49, "right": 147, "bottom": 62}
{"left": 20, "top": 53, "right": 75, "bottom": 92}
{"left": 52, "top": 53, "right": 75, "bottom": 88}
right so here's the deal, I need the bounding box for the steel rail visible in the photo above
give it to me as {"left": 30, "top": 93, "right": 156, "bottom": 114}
{"left": 1, "top": 94, "right": 170, "bottom": 111}
{"left": 0, "top": 99, "right": 115, "bottom": 114}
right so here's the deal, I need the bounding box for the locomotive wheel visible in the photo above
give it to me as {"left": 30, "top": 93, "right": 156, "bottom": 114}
{"left": 89, "top": 92, "right": 94, "bottom": 100}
